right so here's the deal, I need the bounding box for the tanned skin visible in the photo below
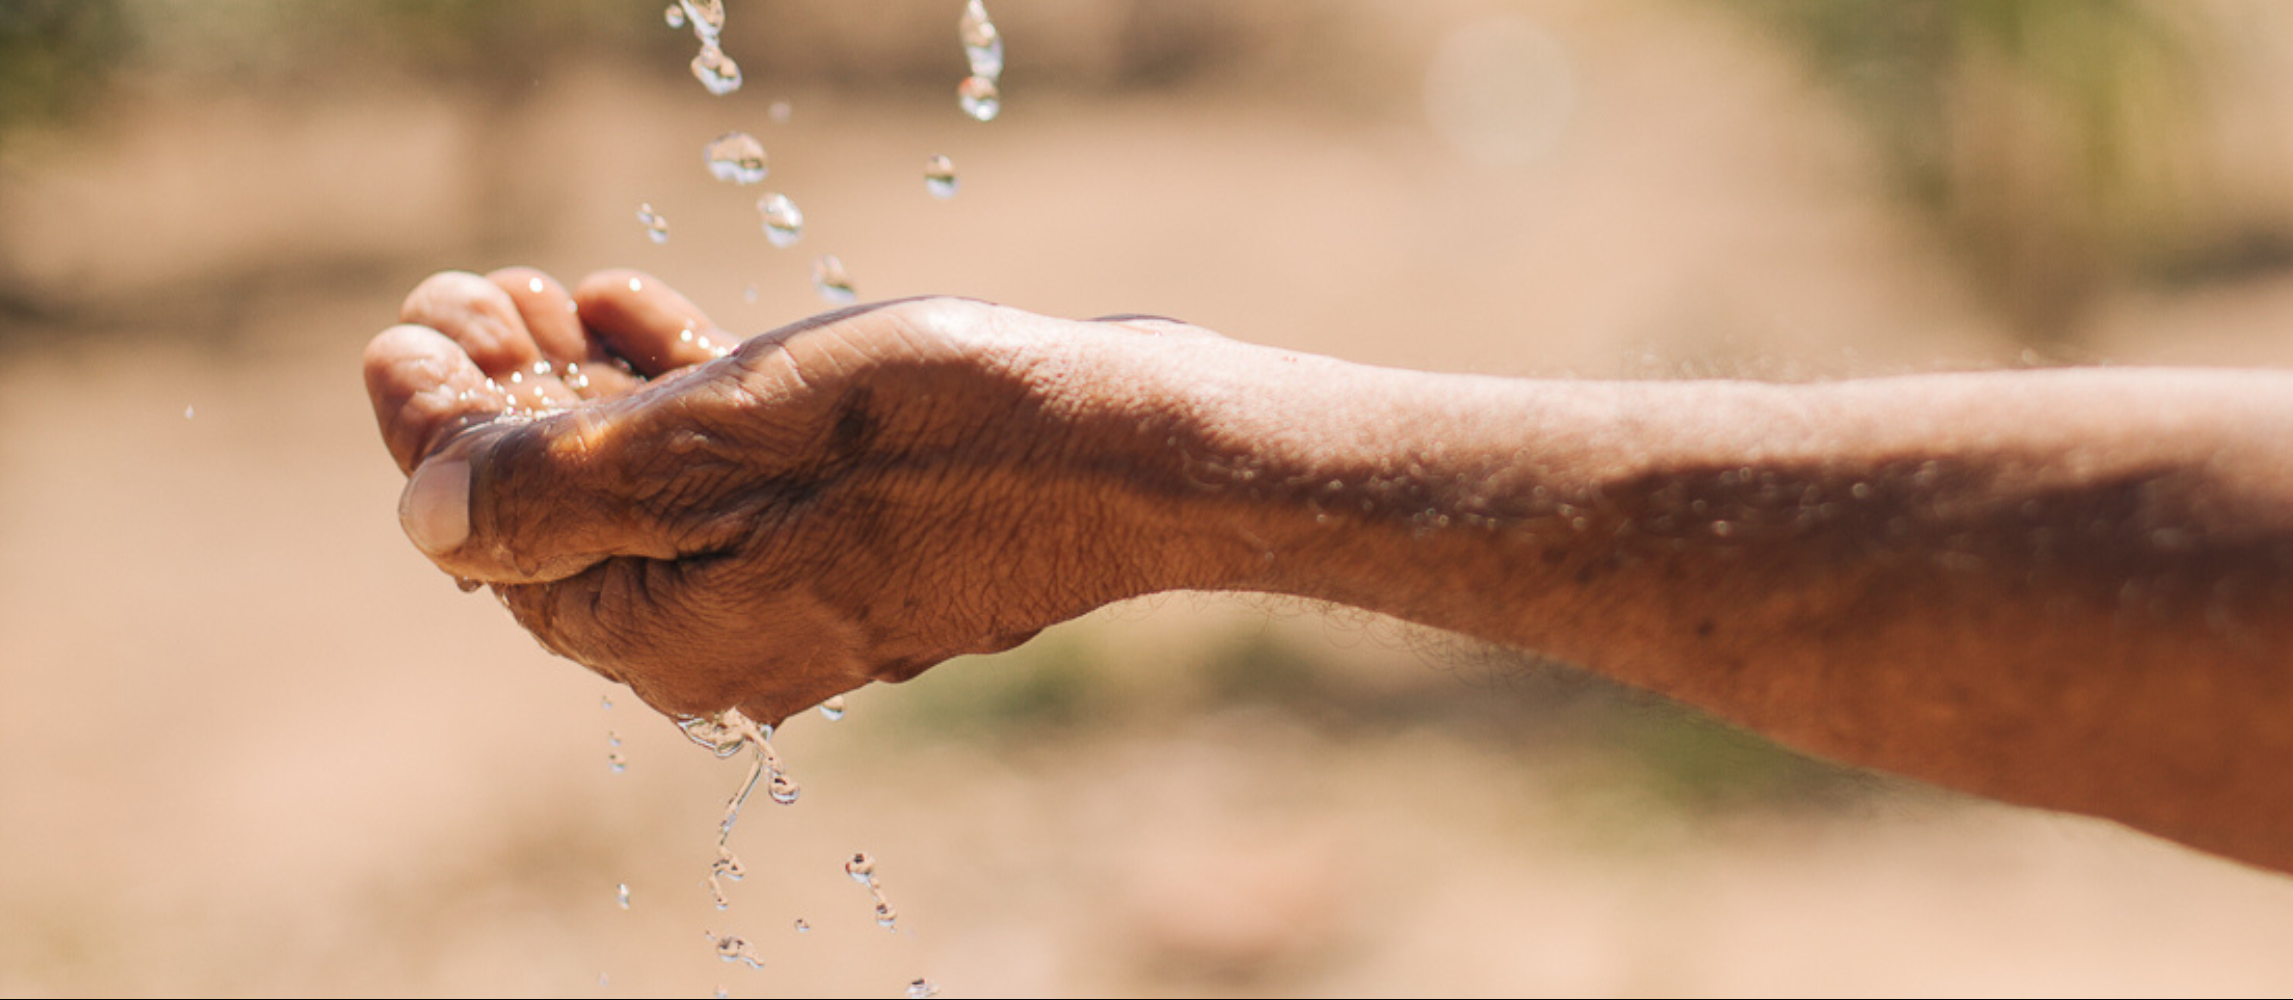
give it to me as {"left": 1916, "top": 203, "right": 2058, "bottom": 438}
{"left": 366, "top": 267, "right": 2293, "bottom": 874}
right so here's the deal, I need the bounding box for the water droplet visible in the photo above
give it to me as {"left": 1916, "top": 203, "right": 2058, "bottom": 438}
{"left": 679, "top": 329, "right": 695, "bottom": 343}
{"left": 768, "top": 99, "right": 792, "bottom": 123}
{"left": 533, "top": 359, "right": 553, "bottom": 376}
{"left": 183, "top": 405, "right": 195, "bottom": 419}
{"left": 705, "top": 132, "right": 769, "bottom": 184}
{"left": 454, "top": 576, "right": 483, "bottom": 593}
{"left": 527, "top": 276, "right": 546, "bottom": 294}
{"left": 958, "top": 74, "right": 1001, "bottom": 122}
{"left": 637, "top": 203, "right": 670, "bottom": 244}
{"left": 616, "top": 883, "right": 631, "bottom": 909}
{"left": 743, "top": 283, "right": 759, "bottom": 303}
{"left": 959, "top": 0, "right": 1004, "bottom": 78}
{"left": 600, "top": 695, "right": 613, "bottom": 710}
{"left": 875, "top": 902, "right": 899, "bottom": 929}
{"left": 924, "top": 155, "right": 958, "bottom": 199}
{"left": 907, "top": 979, "right": 941, "bottom": 999}
{"left": 793, "top": 918, "right": 810, "bottom": 933}
{"left": 692, "top": 43, "right": 743, "bottom": 96}
{"left": 664, "top": 3, "right": 686, "bottom": 29}
{"left": 627, "top": 277, "right": 644, "bottom": 293}
{"left": 818, "top": 695, "right": 847, "bottom": 721}
{"left": 963, "top": 0, "right": 1008, "bottom": 78}
{"left": 758, "top": 193, "right": 803, "bottom": 248}
{"left": 607, "top": 751, "right": 627, "bottom": 774}
{"left": 844, "top": 853, "right": 877, "bottom": 884}
{"left": 599, "top": 972, "right": 610, "bottom": 987}
{"left": 678, "top": 712, "right": 751, "bottom": 758}
{"left": 812, "top": 255, "right": 857, "bottom": 305}
{"left": 767, "top": 772, "right": 800, "bottom": 805}
{"left": 679, "top": 0, "right": 724, "bottom": 41}
{"left": 709, "top": 845, "right": 747, "bottom": 909}
{"left": 714, "top": 988, "right": 729, "bottom": 1000}
{"left": 706, "top": 931, "right": 765, "bottom": 970}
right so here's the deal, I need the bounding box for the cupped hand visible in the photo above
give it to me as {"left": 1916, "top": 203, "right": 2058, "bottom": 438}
{"left": 364, "top": 268, "right": 1197, "bottom": 725}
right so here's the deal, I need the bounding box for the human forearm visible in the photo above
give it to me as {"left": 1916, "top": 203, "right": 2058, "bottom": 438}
{"left": 1053, "top": 336, "right": 2293, "bottom": 868}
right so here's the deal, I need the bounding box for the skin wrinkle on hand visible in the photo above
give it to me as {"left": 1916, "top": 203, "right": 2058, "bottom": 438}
{"left": 367, "top": 267, "right": 2293, "bottom": 873}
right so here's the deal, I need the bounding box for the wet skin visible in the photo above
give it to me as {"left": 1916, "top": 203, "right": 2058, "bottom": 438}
{"left": 370, "top": 268, "right": 2293, "bottom": 873}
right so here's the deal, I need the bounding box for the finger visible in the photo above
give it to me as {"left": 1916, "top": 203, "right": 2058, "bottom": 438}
{"left": 487, "top": 267, "right": 588, "bottom": 363}
{"left": 394, "top": 399, "right": 689, "bottom": 584}
{"left": 401, "top": 270, "right": 544, "bottom": 376}
{"left": 489, "top": 267, "right": 648, "bottom": 399}
{"left": 574, "top": 269, "right": 733, "bottom": 377}
{"left": 363, "top": 323, "right": 512, "bottom": 474}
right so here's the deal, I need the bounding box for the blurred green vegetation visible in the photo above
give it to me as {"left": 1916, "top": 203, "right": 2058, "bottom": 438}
{"left": 1743, "top": 0, "right": 2211, "bottom": 340}
{"left": 887, "top": 624, "right": 1886, "bottom": 817}
{"left": 0, "top": 0, "right": 130, "bottom": 137}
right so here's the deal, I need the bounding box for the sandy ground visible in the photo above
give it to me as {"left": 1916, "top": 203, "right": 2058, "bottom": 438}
{"left": 9, "top": 2, "right": 2293, "bottom": 995}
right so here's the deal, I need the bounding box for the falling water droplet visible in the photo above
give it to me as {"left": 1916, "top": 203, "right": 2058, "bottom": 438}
{"left": 637, "top": 203, "right": 670, "bottom": 244}
{"left": 958, "top": 75, "right": 1001, "bottom": 122}
{"left": 713, "top": 988, "right": 729, "bottom": 1000}
{"left": 183, "top": 405, "right": 195, "bottom": 419}
{"left": 793, "top": 918, "right": 811, "bottom": 934}
{"left": 812, "top": 255, "right": 857, "bottom": 305}
{"left": 705, "top": 132, "right": 769, "bottom": 184}
{"left": 875, "top": 902, "right": 899, "bottom": 929}
{"left": 706, "top": 931, "right": 765, "bottom": 970}
{"left": 616, "top": 883, "right": 631, "bottom": 909}
{"left": 679, "top": 0, "right": 724, "bottom": 41}
{"left": 907, "top": 979, "right": 941, "bottom": 999}
{"left": 767, "top": 772, "right": 800, "bottom": 805}
{"left": 664, "top": 3, "right": 686, "bottom": 29}
{"left": 757, "top": 193, "right": 803, "bottom": 247}
{"left": 768, "top": 99, "right": 792, "bottom": 123}
{"left": 844, "top": 853, "right": 877, "bottom": 885}
{"left": 924, "top": 155, "right": 958, "bottom": 199}
{"left": 709, "top": 845, "right": 748, "bottom": 909}
{"left": 959, "top": 0, "right": 1004, "bottom": 78}
{"left": 743, "top": 283, "right": 759, "bottom": 303}
{"left": 692, "top": 43, "right": 743, "bottom": 96}
{"left": 607, "top": 751, "right": 628, "bottom": 774}
{"left": 601, "top": 695, "right": 613, "bottom": 710}
{"left": 818, "top": 695, "right": 847, "bottom": 721}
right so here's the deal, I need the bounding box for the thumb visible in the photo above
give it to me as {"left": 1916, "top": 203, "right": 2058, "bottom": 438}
{"left": 399, "top": 411, "right": 683, "bottom": 584}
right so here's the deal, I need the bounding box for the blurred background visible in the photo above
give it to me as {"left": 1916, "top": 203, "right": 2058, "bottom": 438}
{"left": 8, "top": 0, "right": 2293, "bottom": 995}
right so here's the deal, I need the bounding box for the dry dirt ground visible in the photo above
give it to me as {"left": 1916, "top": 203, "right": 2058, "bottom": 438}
{"left": 9, "top": 2, "right": 2293, "bottom": 995}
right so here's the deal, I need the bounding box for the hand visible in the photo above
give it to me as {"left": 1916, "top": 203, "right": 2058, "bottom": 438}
{"left": 364, "top": 268, "right": 1197, "bottom": 725}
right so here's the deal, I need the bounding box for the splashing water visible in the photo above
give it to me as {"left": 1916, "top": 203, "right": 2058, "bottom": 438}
{"left": 845, "top": 851, "right": 902, "bottom": 929}
{"left": 705, "top": 931, "right": 765, "bottom": 970}
{"left": 705, "top": 132, "right": 769, "bottom": 184}
{"left": 768, "top": 771, "right": 801, "bottom": 805}
{"left": 959, "top": 0, "right": 1004, "bottom": 79}
{"left": 793, "top": 918, "right": 811, "bottom": 933}
{"left": 924, "top": 155, "right": 958, "bottom": 199}
{"left": 757, "top": 193, "right": 804, "bottom": 248}
{"left": 812, "top": 255, "right": 857, "bottom": 305}
{"left": 664, "top": 3, "right": 685, "bottom": 29}
{"left": 708, "top": 844, "right": 747, "bottom": 909}
{"left": 957, "top": 75, "right": 1001, "bottom": 122}
{"left": 678, "top": 714, "right": 749, "bottom": 758}
{"left": 637, "top": 203, "right": 670, "bottom": 244}
{"left": 692, "top": 43, "right": 743, "bottom": 96}
{"left": 616, "top": 883, "right": 631, "bottom": 910}
{"left": 907, "top": 979, "right": 941, "bottom": 999}
{"left": 819, "top": 695, "right": 848, "bottom": 721}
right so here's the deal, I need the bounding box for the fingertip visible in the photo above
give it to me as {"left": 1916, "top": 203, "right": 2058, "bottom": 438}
{"left": 363, "top": 323, "right": 502, "bottom": 473}
{"left": 400, "top": 457, "right": 473, "bottom": 556}
{"left": 574, "top": 269, "right": 725, "bottom": 375}
{"left": 402, "top": 270, "right": 543, "bottom": 374}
